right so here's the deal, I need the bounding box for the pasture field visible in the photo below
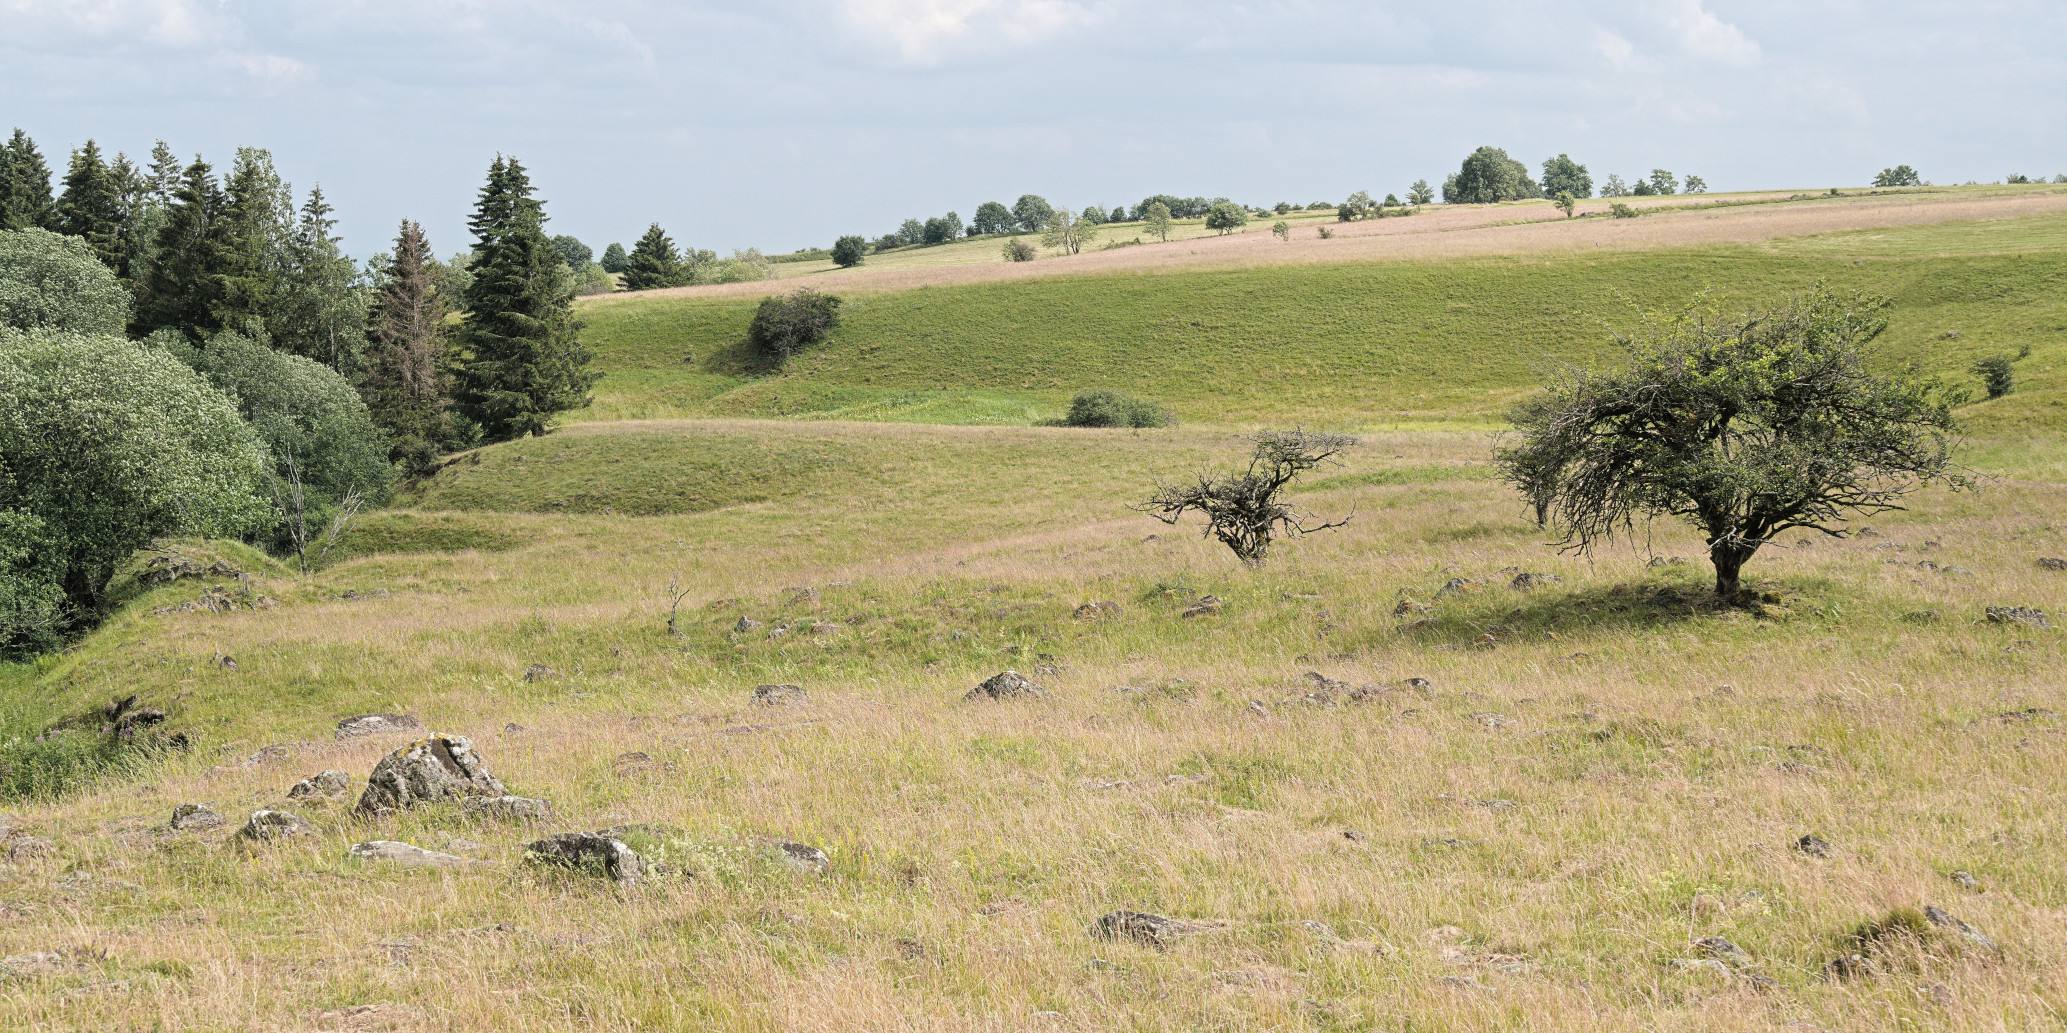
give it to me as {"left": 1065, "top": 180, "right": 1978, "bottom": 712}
{"left": 0, "top": 190, "right": 2063, "bottom": 1032}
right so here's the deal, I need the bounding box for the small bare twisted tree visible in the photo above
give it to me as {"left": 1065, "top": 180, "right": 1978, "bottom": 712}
{"left": 1138, "top": 430, "right": 1356, "bottom": 565}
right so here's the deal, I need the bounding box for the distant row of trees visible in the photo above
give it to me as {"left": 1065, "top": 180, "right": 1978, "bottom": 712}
{"left": 615, "top": 223, "right": 776, "bottom": 290}
{"left": 1437, "top": 147, "right": 1707, "bottom": 205}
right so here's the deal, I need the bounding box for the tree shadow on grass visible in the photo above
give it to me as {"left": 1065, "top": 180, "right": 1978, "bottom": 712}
{"left": 700, "top": 334, "right": 781, "bottom": 378}
{"left": 1391, "top": 570, "right": 1791, "bottom": 649}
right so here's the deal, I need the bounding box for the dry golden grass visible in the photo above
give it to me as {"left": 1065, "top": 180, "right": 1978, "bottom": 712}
{"left": 4, "top": 420, "right": 2064, "bottom": 1031}
{"left": 584, "top": 187, "right": 2067, "bottom": 303}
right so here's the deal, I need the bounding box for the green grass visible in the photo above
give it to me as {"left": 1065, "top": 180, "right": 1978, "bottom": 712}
{"left": 578, "top": 246, "right": 2067, "bottom": 431}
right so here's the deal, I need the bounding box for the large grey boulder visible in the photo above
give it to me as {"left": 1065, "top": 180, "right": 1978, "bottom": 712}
{"left": 241, "top": 809, "right": 313, "bottom": 841}
{"left": 355, "top": 735, "right": 506, "bottom": 818}
{"left": 526, "top": 832, "right": 644, "bottom": 884}
{"left": 288, "top": 770, "right": 351, "bottom": 802}
{"left": 169, "top": 804, "right": 225, "bottom": 830}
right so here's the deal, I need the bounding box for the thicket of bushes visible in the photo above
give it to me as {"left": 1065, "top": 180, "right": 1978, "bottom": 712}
{"left": 1063, "top": 390, "right": 1172, "bottom": 428}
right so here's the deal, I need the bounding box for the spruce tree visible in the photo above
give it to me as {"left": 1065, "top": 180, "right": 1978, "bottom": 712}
{"left": 134, "top": 158, "right": 231, "bottom": 339}
{"left": 0, "top": 129, "right": 56, "bottom": 231}
{"left": 621, "top": 223, "right": 682, "bottom": 291}
{"left": 453, "top": 156, "right": 595, "bottom": 440}
{"left": 272, "top": 186, "right": 368, "bottom": 372}
{"left": 364, "top": 219, "right": 461, "bottom": 473}
{"left": 55, "top": 141, "right": 127, "bottom": 274}
{"left": 146, "top": 141, "right": 182, "bottom": 206}
{"left": 215, "top": 147, "right": 295, "bottom": 334}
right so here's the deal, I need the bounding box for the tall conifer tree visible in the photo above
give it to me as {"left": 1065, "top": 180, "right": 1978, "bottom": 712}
{"left": 0, "top": 129, "right": 56, "bottom": 231}
{"left": 620, "top": 223, "right": 682, "bottom": 290}
{"left": 215, "top": 147, "right": 295, "bottom": 334}
{"left": 364, "top": 219, "right": 462, "bottom": 472}
{"left": 134, "top": 158, "right": 231, "bottom": 338}
{"left": 55, "top": 140, "right": 126, "bottom": 273}
{"left": 453, "top": 156, "right": 595, "bottom": 440}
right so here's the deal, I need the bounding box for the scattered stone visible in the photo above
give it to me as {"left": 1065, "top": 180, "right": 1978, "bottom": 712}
{"left": 1795, "top": 833, "right": 1833, "bottom": 858}
{"left": 335, "top": 714, "right": 422, "bottom": 740}
{"left": 139, "top": 554, "right": 244, "bottom": 586}
{"left": 240, "top": 809, "right": 313, "bottom": 842}
{"left": 1510, "top": 572, "right": 1560, "bottom": 590}
{"left": 102, "top": 695, "right": 166, "bottom": 740}
{"left": 215, "top": 653, "right": 238, "bottom": 671}
{"left": 1949, "top": 870, "right": 1980, "bottom": 891}
{"left": 1923, "top": 905, "right": 1997, "bottom": 951}
{"left": 785, "top": 586, "right": 820, "bottom": 605}
{"left": 1341, "top": 829, "right": 1365, "bottom": 842}
{"left": 287, "top": 770, "right": 352, "bottom": 802}
{"left": 1901, "top": 609, "right": 1940, "bottom": 624}
{"left": 1072, "top": 601, "right": 1121, "bottom": 620}
{"left": 1822, "top": 953, "right": 1877, "bottom": 981}
{"left": 241, "top": 744, "right": 292, "bottom": 767}
{"left": 6, "top": 836, "right": 54, "bottom": 862}
{"left": 808, "top": 621, "right": 844, "bottom": 635}
{"left": 751, "top": 683, "right": 808, "bottom": 707}
{"left": 1693, "top": 937, "right": 1753, "bottom": 967}
{"left": 525, "top": 832, "right": 643, "bottom": 884}
{"left": 1468, "top": 712, "right": 1510, "bottom": 729}
{"left": 502, "top": 723, "right": 527, "bottom": 735}
{"left": 1985, "top": 606, "right": 2049, "bottom": 628}
{"left": 612, "top": 751, "right": 654, "bottom": 774}
{"left": 1093, "top": 910, "right": 1228, "bottom": 950}
{"left": 1996, "top": 707, "right": 2056, "bottom": 722}
{"left": 1648, "top": 556, "right": 1689, "bottom": 567}
{"left": 965, "top": 670, "right": 1044, "bottom": 701}
{"left": 169, "top": 804, "right": 225, "bottom": 831}
{"left": 773, "top": 842, "right": 830, "bottom": 873}
{"left": 0, "top": 952, "right": 69, "bottom": 977}
{"left": 522, "top": 664, "right": 561, "bottom": 682}
{"left": 355, "top": 735, "right": 506, "bottom": 818}
{"left": 2037, "top": 557, "right": 2067, "bottom": 572}
{"left": 463, "top": 795, "right": 555, "bottom": 823}
{"left": 1393, "top": 598, "right": 1432, "bottom": 617}
{"left": 1246, "top": 700, "right": 1270, "bottom": 718}
{"left": 733, "top": 616, "right": 764, "bottom": 634}
{"left": 1404, "top": 677, "right": 1435, "bottom": 697}
{"left": 1396, "top": 618, "right": 1436, "bottom": 634}
{"left": 1434, "top": 974, "right": 1491, "bottom": 993}
{"left": 1667, "top": 958, "right": 1730, "bottom": 976}
{"left": 1434, "top": 577, "right": 1478, "bottom": 599}
{"left": 1477, "top": 798, "right": 1518, "bottom": 811}
{"left": 1181, "top": 595, "right": 1222, "bottom": 618}
{"left": 349, "top": 840, "right": 469, "bottom": 867}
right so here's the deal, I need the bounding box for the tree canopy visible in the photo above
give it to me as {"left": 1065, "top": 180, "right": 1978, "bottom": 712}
{"left": 971, "top": 202, "right": 1014, "bottom": 235}
{"left": 1540, "top": 154, "right": 1592, "bottom": 199}
{"left": 621, "top": 223, "right": 684, "bottom": 291}
{"left": 1012, "top": 195, "right": 1054, "bottom": 233}
{"left": 1204, "top": 201, "right": 1249, "bottom": 234}
{"left": 1445, "top": 146, "right": 1538, "bottom": 204}
{"left": 0, "top": 228, "right": 131, "bottom": 336}
{"left": 0, "top": 130, "right": 55, "bottom": 232}
{"left": 1495, "top": 286, "right": 1967, "bottom": 597}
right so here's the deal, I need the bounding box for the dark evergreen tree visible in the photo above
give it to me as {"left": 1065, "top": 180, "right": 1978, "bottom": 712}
{"left": 621, "top": 223, "right": 682, "bottom": 291}
{"left": 272, "top": 186, "right": 369, "bottom": 372}
{"left": 453, "top": 156, "right": 595, "bottom": 440}
{"left": 146, "top": 141, "right": 182, "bottom": 206}
{"left": 0, "top": 129, "right": 56, "bottom": 231}
{"left": 134, "top": 158, "right": 231, "bottom": 339}
{"left": 364, "top": 219, "right": 464, "bottom": 473}
{"left": 214, "top": 147, "right": 294, "bottom": 334}
{"left": 600, "top": 241, "right": 629, "bottom": 273}
{"left": 55, "top": 140, "right": 126, "bottom": 271}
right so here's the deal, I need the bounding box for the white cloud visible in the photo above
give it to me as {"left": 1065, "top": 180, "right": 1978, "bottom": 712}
{"left": 0, "top": 0, "right": 221, "bottom": 47}
{"left": 835, "top": 0, "right": 1101, "bottom": 63}
{"left": 1662, "top": 0, "right": 1759, "bottom": 67}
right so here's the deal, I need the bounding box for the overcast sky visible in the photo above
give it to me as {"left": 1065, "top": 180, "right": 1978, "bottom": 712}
{"left": 4, "top": 1, "right": 2062, "bottom": 259}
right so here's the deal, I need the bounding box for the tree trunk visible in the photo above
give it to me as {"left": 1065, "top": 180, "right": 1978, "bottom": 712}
{"left": 1710, "top": 542, "right": 1755, "bottom": 597}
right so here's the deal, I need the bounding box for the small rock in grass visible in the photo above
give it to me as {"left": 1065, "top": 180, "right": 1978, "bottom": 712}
{"left": 748, "top": 681, "right": 801, "bottom": 706}
{"left": 732, "top": 616, "right": 763, "bottom": 634}
{"left": 526, "top": 832, "right": 643, "bottom": 884}
{"left": 2037, "top": 557, "right": 2067, "bottom": 572}
{"left": 1949, "top": 870, "right": 1981, "bottom": 891}
{"left": 349, "top": 840, "right": 469, "bottom": 867}
{"left": 6, "top": 836, "right": 54, "bottom": 862}
{"left": 1072, "top": 601, "right": 1120, "bottom": 620}
{"left": 1795, "top": 833, "right": 1833, "bottom": 858}
{"left": 1985, "top": 606, "right": 2048, "bottom": 628}
{"left": 1477, "top": 798, "right": 1518, "bottom": 811}
{"left": 773, "top": 842, "right": 830, "bottom": 873}
{"left": 0, "top": 952, "right": 69, "bottom": 977}
{"left": 287, "top": 770, "right": 351, "bottom": 801}
{"left": 169, "top": 804, "right": 224, "bottom": 830}
{"left": 1404, "top": 677, "right": 1435, "bottom": 697}
{"left": 240, "top": 809, "right": 313, "bottom": 842}
{"left": 522, "top": 664, "right": 560, "bottom": 682}
{"left": 463, "top": 795, "right": 555, "bottom": 823}
{"left": 1468, "top": 712, "right": 1510, "bottom": 729}
{"left": 1094, "top": 910, "right": 1225, "bottom": 950}
{"left": 965, "top": 670, "right": 1043, "bottom": 701}
{"left": 1693, "top": 936, "right": 1753, "bottom": 967}
{"left": 1510, "top": 572, "right": 1560, "bottom": 590}
{"left": 1923, "top": 905, "right": 1998, "bottom": 951}
{"left": 1181, "top": 596, "right": 1222, "bottom": 618}
{"left": 335, "top": 713, "right": 422, "bottom": 740}
{"left": 1822, "top": 953, "right": 1877, "bottom": 981}
{"left": 355, "top": 735, "right": 506, "bottom": 818}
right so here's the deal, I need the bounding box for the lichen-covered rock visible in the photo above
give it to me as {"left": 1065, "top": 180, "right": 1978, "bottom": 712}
{"left": 240, "top": 809, "right": 313, "bottom": 841}
{"left": 349, "top": 840, "right": 469, "bottom": 867}
{"left": 1924, "top": 904, "right": 1998, "bottom": 951}
{"left": 169, "top": 804, "right": 225, "bottom": 830}
{"left": 288, "top": 770, "right": 351, "bottom": 801}
{"left": 773, "top": 842, "right": 829, "bottom": 873}
{"left": 965, "top": 670, "right": 1043, "bottom": 701}
{"left": 1093, "top": 910, "right": 1231, "bottom": 950}
{"left": 751, "top": 684, "right": 808, "bottom": 707}
{"left": 336, "top": 713, "right": 422, "bottom": 740}
{"left": 1985, "top": 606, "right": 2048, "bottom": 628}
{"left": 463, "top": 795, "right": 555, "bottom": 823}
{"left": 526, "top": 832, "right": 644, "bottom": 884}
{"left": 355, "top": 735, "right": 505, "bottom": 818}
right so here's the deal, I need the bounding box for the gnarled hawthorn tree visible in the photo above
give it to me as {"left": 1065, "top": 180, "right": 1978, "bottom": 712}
{"left": 1494, "top": 286, "right": 1967, "bottom": 597}
{"left": 1138, "top": 430, "right": 1355, "bottom": 565}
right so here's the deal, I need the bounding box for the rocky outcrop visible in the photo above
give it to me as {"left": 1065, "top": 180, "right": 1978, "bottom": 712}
{"left": 336, "top": 714, "right": 423, "bottom": 740}
{"left": 355, "top": 735, "right": 506, "bottom": 818}
{"left": 526, "top": 832, "right": 644, "bottom": 884}
{"left": 965, "top": 670, "right": 1043, "bottom": 701}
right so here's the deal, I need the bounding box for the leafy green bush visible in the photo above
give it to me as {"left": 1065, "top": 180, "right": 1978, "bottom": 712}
{"left": 747, "top": 290, "right": 842, "bottom": 363}
{"left": 0, "top": 228, "right": 130, "bottom": 336}
{"left": 0, "top": 510, "right": 63, "bottom": 658}
{"left": 184, "top": 330, "right": 396, "bottom": 509}
{"left": 1001, "top": 239, "right": 1037, "bottom": 262}
{"left": 1610, "top": 203, "right": 1639, "bottom": 219}
{"left": 830, "top": 235, "right": 866, "bottom": 268}
{"left": 1204, "top": 202, "right": 1249, "bottom": 234}
{"left": 0, "top": 330, "right": 272, "bottom": 635}
{"left": 1971, "top": 355, "right": 2014, "bottom": 398}
{"left": 1063, "top": 390, "right": 1171, "bottom": 428}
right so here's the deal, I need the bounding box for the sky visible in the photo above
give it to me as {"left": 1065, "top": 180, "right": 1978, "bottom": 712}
{"left": 3, "top": 1, "right": 2063, "bottom": 260}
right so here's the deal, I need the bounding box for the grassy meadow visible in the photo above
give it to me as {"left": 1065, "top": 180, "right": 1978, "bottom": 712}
{"left": 1, "top": 190, "right": 2064, "bottom": 1032}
